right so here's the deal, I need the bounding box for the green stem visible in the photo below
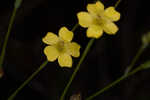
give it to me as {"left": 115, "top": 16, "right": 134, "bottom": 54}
{"left": 14, "top": 0, "right": 23, "bottom": 9}
{"left": 115, "top": 0, "right": 121, "bottom": 8}
{"left": 124, "top": 45, "right": 146, "bottom": 76}
{"left": 71, "top": 24, "right": 79, "bottom": 32}
{"left": 60, "top": 38, "right": 95, "bottom": 100}
{"left": 60, "top": 0, "right": 122, "bottom": 99}
{"left": 0, "top": 7, "right": 17, "bottom": 68}
{"left": 85, "top": 65, "right": 143, "bottom": 100}
{"left": 8, "top": 60, "right": 48, "bottom": 100}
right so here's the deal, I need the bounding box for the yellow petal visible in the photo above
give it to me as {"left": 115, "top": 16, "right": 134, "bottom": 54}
{"left": 96, "top": 1, "right": 105, "bottom": 10}
{"left": 59, "top": 27, "right": 73, "bottom": 42}
{"left": 58, "top": 53, "right": 72, "bottom": 67}
{"left": 104, "top": 7, "right": 120, "bottom": 21}
{"left": 68, "top": 42, "right": 80, "bottom": 57}
{"left": 87, "top": 1, "right": 104, "bottom": 15}
{"left": 77, "top": 12, "right": 93, "bottom": 28}
{"left": 42, "top": 32, "right": 59, "bottom": 45}
{"left": 102, "top": 22, "right": 118, "bottom": 35}
{"left": 44, "top": 46, "right": 59, "bottom": 61}
{"left": 87, "top": 25, "right": 103, "bottom": 38}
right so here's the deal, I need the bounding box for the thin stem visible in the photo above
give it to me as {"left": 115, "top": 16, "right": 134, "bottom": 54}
{"left": 85, "top": 65, "right": 143, "bottom": 100}
{"left": 60, "top": 0, "right": 122, "bottom": 99}
{"left": 8, "top": 60, "right": 48, "bottom": 100}
{"left": 14, "top": 0, "right": 23, "bottom": 9}
{"left": 71, "top": 24, "right": 79, "bottom": 32}
{"left": 60, "top": 39, "right": 95, "bottom": 100}
{"left": 115, "top": 0, "right": 121, "bottom": 8}
{"left": 124, "top": 45, "right": 146, "bottom": 76}
{"left": 0, "top": 7, "right": 17, "bottom": 68}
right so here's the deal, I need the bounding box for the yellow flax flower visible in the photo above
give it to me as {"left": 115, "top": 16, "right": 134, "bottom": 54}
{"left": 77, "top": 1, "right": 120, "bottom": 38}
{"left": 42, "top": 27, "right": 80, "bottom": 68}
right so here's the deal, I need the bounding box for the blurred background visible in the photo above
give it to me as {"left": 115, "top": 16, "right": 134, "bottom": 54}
{"left": 0, "top": 0, "right": 150, "bottom": 100}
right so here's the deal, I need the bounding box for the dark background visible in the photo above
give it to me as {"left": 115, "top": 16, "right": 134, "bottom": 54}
{"left": 0, "top": 0, "right": 150, "bottom": 100}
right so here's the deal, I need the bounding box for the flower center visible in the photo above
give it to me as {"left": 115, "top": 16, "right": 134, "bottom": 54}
{"left": 55, "top": 40, "right": 65, "bottom": 52}
{"left": 93, "top": 12, "right": 107, "bottom": 26}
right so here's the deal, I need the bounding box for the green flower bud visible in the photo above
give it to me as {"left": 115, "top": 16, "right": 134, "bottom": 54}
{"left": 142, "top": 32, "right": 150, "bottom": 46}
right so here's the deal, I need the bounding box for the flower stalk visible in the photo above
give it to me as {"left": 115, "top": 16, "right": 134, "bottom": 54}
{"left": 124, "top": 45, "right": 146, "bottom": 76}
{"left": 60, "top": 0, "right": 122, "bottom": 99}
{"left": 85, "top": 64, "right": 143, "bottom": 100}
{"left": 60, "top": 38, "right": 95, "bottom": 100}
{"left": 0, "top": 7, "right": 17, "bottom": 68}
{"left": 8, "top": 60, "right": 48, "bottom": 100}
{"left": 0, "top": 0, "right": 22, "bottom": 69}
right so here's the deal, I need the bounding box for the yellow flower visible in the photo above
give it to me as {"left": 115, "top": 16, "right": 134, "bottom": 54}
{"left": 77, "top": 1, "right": 120, "bottom": 38}
{"left": 42, "top": 27, "right": 80, "bottom": 68}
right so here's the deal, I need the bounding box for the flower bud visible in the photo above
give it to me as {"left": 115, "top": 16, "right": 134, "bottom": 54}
{"left": 142, "top": 32, "right": 150, "bottom": 46}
